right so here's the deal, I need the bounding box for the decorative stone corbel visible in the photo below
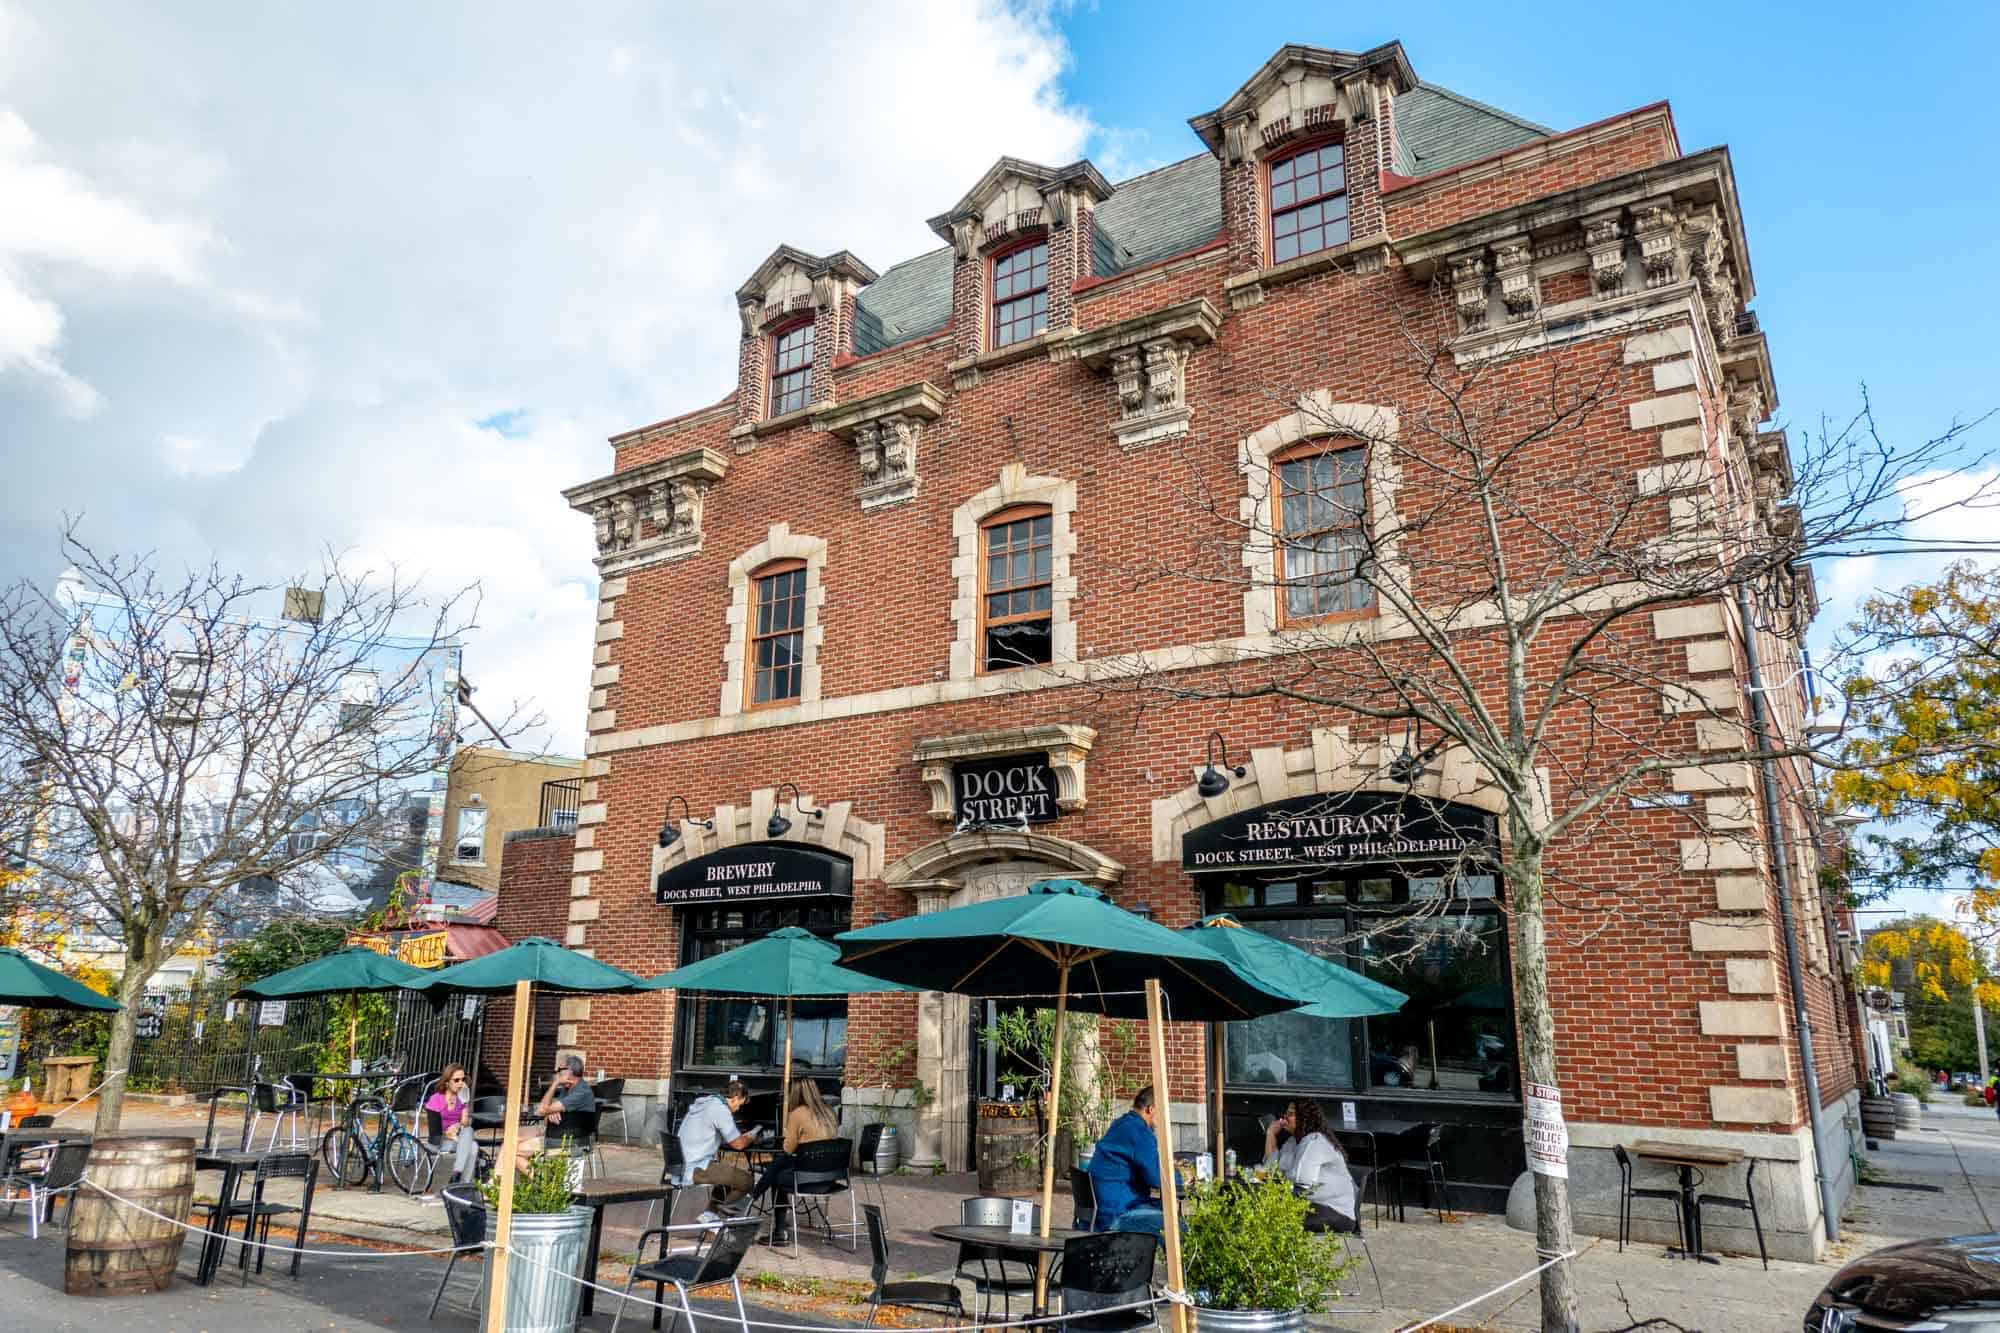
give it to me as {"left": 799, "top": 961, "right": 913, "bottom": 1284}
{"left": 1584, "top": 211, "right": 1626, "bottom": 298}
{"left": 562, "top": 446, "right": 730, "bottom": 575}
{"left": 737, "top": 302, "right": 758, "bottom": 338}
{"left": 951, "top": 218, "right": 979, "bottom": 261}
{"left": 1050, "top": 297, "right": 1220, "bottom": 449}
{"left": 1492, "top": 240, "right": 1538, "bottom": 322}
{"left": 1044, "top": 189, "right": 1073, "bottom": 230}
{"left": 811, "top": 380, "right": 947, "bottom": 511}
{"left": 912, "top": 723, "right": 1099, "bottom": 822}
{"left": 1633, "top": 203, "right": 1683, "bottom": 289}
{"left": 1680, "top": 205, "right": 1740, "bottom": 342}
{"left": 1448, "top": 250, "right": 1490, "bottom": 332}
{"left": 1222, "top": 119, "right": 1252, "bottom": 166}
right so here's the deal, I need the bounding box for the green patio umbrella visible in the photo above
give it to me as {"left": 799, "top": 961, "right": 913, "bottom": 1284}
{"left": 0, "top": 947, "right": 120, "bottom": 1011}
{"left": 233, "top": 946, "right": 433, "bottom": 1068}
{"left": 837, "top": 880, "right": 1298, "bottom": 1328}
{"left": 416, "top": 937, "right": 648, "bottom": 1333}
{"left": 1184, "top": 914, "right": 1407, "bottom": 1167}
{"left": 642, "top": 926, "right": 915, "bottom": 1128}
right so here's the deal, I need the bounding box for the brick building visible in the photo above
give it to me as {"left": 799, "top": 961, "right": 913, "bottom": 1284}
{"left": 533, "top": 40, "right": 1860, "bottom": 1259}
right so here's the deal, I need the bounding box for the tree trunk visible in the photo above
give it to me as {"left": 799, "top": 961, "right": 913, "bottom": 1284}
{"left": 92, "top": 944, "right": 159, "bottom": 1135}
{"left": 1509, "top": 844, "right": 1580, "bottom": 1333}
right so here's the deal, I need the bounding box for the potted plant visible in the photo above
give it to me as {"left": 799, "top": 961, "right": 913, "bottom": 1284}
{"left": 1180, "top": 1173, "right": 1355, "bottom": 1333}
{"left": 479, "top": 1153, "right": 592, "bottom": 1331}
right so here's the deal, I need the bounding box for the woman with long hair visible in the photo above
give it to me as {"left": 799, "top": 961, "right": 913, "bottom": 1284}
{"left": 1262, "top": 1097, "right": 1356, "bottom": 1231}
{"left": 785, "top": 1077, "right": 838, "bottom": 1151}
{"left": 423, "top": 1063, "right": 480, "bottom": 1185}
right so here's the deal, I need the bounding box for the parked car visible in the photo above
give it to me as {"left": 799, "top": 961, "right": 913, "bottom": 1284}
{"left": 1805, "top": 1232, "right": 2000, "bottom": 1330}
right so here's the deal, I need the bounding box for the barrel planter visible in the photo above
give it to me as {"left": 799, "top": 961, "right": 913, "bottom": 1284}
{"left": 65, "top": 1136, "right": 194, "bottom": 1296}
{"left": 1860, "top": 1096, "right": 1897, "bottom": 1141}
{"left": 1193, "top": 1307, "right": 1306, "bottom": 1333}
{"left": 484, "top": 1206, "right": 592, "bottom": 1333}
{"left": 976, "top": 1100, "right": 1042, "bottom": 1196}
{"left": 1893, "top": 1092, "right": 1924, "bottom": 1129}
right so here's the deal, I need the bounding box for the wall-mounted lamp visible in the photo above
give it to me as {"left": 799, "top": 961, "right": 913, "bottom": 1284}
{"left": 1197, "top": 731, "right": 1246, "bottom": 799}
{"left": 657, "top": 796, "right": 714, "bottom": 849}
{"left": 1388, "top": 724, "right": 1450, "bottom": 786}
{"left": 768, "top": 782, "right": 823, "bottom": 839}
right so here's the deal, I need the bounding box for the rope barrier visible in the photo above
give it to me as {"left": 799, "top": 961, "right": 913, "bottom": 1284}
{"left": 1396, "top": 1248, "right": 1577, "bottom": 1333}
{"left": 75, "top": 1177, "right": 485, "bottom": 1260}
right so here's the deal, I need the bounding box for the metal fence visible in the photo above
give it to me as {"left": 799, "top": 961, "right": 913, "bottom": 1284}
{"left": 124, "top": 982, "right": 487, "bottom": 1097}
{"left": 539, "top": 777, "right": 581, "bottom": 831}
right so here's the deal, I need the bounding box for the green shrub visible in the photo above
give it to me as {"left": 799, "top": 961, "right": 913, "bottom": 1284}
{"left": 478, "top": 1153, "right": 577, "bottom": 1215}
{"left": 1180, "top": 1172, "right": 1353, "bottom": 1312}
{"left": 1966, "top": 1088, "right": 1988, "bottom": 1108}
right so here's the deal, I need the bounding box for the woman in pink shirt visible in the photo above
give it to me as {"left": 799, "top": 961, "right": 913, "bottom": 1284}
{"left": 424, "top": 1064, "right": 479, "bottom": 1186}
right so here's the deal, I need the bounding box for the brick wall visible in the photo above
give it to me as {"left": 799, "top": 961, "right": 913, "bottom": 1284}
{"left": 480, "top": 829, "right": 578, "bottom": 1081}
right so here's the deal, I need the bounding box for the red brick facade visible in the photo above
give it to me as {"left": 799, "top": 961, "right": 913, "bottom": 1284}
{"left": 540, "top": 40, "right": 1858, "bottom": 1259}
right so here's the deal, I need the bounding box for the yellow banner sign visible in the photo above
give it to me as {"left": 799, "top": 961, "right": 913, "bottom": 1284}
{"left": 345, "top": 933, "right": 391, "bottom": 956}
{"left": 396, "top": 931, "right": 449, "bottom": 970}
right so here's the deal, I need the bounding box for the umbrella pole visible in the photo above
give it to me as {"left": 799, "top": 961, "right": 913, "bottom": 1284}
{"left": 1034, "top": 962, "right": 1070, "bottom": 1311}
{"left": 1211, "top": 1021, "right": 1225, "bottom": 1174}
{"left": 781, "top": 997, "right": 794, "bottom": 1133}
{"left": 1145, "top": 979, "right": 1190, "bottom": 1333}
{"left": 483, "top": 979, "right": 531, "bottom": 1333}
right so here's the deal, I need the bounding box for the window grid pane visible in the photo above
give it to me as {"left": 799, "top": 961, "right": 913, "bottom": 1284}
{"left": 982, "top": 512, "right": 1054, "bottom": 670}
{"left": 992, "top": 243, "right": 1050, "bottom": 348}
{"left": 1269, "top": 142, "right": 1349, "bottom": 264}
{"left": 1278, "top": 448, "right": 1374, "bottom": 619}
{"left": 750, "top": 566, "right": 807, "bottom": 704}
{"left": 769, "top": 322, "right": 815, "bottom": 416}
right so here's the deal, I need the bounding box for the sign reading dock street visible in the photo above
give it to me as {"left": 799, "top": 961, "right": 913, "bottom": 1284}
{"left": 657, "top": 843, "right": 854, "bottom": 907}
{"left": 1181, "top": 791, "right": 1496, "bottom": 872}
{"left": 954, "top": 754, "right": 1062, "bottom": 828}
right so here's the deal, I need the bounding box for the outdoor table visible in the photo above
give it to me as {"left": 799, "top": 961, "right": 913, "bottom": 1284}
{"left": 1632, "top": 1139, "right": 1744, "bottom": 1263}
{"left": 193, "top": 1147, "right": 271, "bottom": 1284}
{"left": 1329, "top": 1118, "right": 1423, "bottom": 1220}
{"left": 572, "top": 1178, "right": 674, "bottom": 1317}
{"left": 931, "top": 1222, "right": 1083, "bottom": 1316}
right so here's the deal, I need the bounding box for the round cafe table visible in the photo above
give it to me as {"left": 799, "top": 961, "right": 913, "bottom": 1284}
{"left": 931, "top": 1222, "right": 1083, "bottom": 1316}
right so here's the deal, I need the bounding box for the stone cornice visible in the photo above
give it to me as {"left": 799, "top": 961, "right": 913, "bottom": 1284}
{"left": 1054, "top": 298, "right": 1222, "bottom": 370}
{"left": 1188, "top": 41, "right": 1415, "bottom": 159}
{"left": 1051, "top": 298, "right": 1221, "bottom": 449}
{"left": 809, "top": 380, "right": 947, "bottom": 437}
{"left": 563, "top": 447, "right": 730, "bottom": 575}
{"left": 808, "top": 380, "right": 948, "bottom": 511}
{"left": 561, "top": 447, "right": 728, "bottom": 510}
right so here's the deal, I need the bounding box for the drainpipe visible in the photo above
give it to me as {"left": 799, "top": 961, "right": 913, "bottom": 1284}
{"left": 1736, "top": 583, "right": 1839, "bottom": 1242}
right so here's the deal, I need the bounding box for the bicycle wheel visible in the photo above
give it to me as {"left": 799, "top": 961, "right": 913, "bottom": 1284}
{"left": 386, "top": 1130, "right": 431, "bottom": 1196}
{"left": 321, "top": 1125, "right": 370, "bottom": 1187}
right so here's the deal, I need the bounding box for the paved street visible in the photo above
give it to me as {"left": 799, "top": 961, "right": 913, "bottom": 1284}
{"left": 10, "top": 1093, "right": 2000, "bottom": 1330}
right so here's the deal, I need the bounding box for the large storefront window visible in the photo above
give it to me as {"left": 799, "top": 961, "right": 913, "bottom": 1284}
{"left": 679, "top": 901, "right": 850, "bottom": 1073}
{"left": 1213, "top": 869, "right": 1515, "bottom": 1100}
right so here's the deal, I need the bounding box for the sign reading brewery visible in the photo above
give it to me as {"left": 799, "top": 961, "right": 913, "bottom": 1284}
{"left": 656, "top": 843, "right": 854, "bottom": 906}
{"left": 954, "top": 754, "right": 1061, "bottom": 828}
{"left": 1182, "top": 792, "right": 1496, "bottom": 872}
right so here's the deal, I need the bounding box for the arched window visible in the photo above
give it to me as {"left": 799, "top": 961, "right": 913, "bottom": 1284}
{"left": 1268, "top": 140, "right": 1348, "bottom": 264}
{"left": 747, "top": 558, "right": 807, "bottom": 706}
{"left": 979, "top": 504, "right": 1054, "bottom": 671}
{"left": 1274, "top": 441, "right": 1373, "bottom": 622}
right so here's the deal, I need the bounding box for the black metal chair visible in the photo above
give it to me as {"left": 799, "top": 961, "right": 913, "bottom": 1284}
{"left": 17, "top": 1114, "right": 53, "bottom": 1129}
{"left": 644, "top": 1128, "right": 690, "bottom": 1232}
{"left": 594, "top": 1078, "right": 630, "bottom": 1143}
{"left": 1387, "top": 1123, "right": 1450, "bottom": 1222}
{"left": 612, "top": 1215, "right": 759, "bottom": 1333}
{"left": 188, "top": 1150, "right": 318, "bottom": 1281}
{"left": 1309, "top": 1195, "right": 1382, "bottom": 1314}
{"left": 863, "top": 1202, "right": 965, "bottom": 1326}
{"left": 785, "top": 1136, "right": 856, "bottom": 1255}
{"left": 1695, "top": 1158, "right": 1768, "bottom": 1269}
{"left": 1614, "top": 1144, "right": 1687, "bottom": 1252}
{"left": 854, "top": 1123, "right": 893, "bottom": 1220}
{"left": 1053, "top": 1230, "right": 1158, "bottom": 1333}
{"left": 429, "top": 1183, "right": 487, "bottom": 1320}
{"left": 956, "top": 1195, "right": 1039, "bottom": 1324}
{"left": 251, "top": 1080, "right": 310, "bottom": 1150}
{"left": 1070, "top": 1166, "right": 1099, "bottom": 1231}
{"left": 549, "top": 1104, "right": 602, "bottom": 1178}
{"left": 200, "top": 1085, "right": 254, "bottom": 1151}
{"left": 0, "top": 1138, "right": 91, "bottom": 1237}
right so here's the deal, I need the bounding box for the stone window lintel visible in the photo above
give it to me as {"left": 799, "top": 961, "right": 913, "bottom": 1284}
{"left": 913, "top": 723, "right": 1098, "bottom": 822}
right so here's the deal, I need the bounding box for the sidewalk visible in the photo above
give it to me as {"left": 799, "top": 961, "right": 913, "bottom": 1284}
{"left": 20, "top": 1095, "right": 1998, "bottom": 1331}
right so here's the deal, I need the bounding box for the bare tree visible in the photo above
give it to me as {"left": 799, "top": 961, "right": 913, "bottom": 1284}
{"left": 1087, "top": 280, "right": 1997, "bottom": 1330}
{"left": 0, "top": 526, "right": 532, "bottom": 1132}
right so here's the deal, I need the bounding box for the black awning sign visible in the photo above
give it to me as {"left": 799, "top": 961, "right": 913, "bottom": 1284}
{"left": 954, "top": 753, "right": 1061, "bottom": 828}
{"left": 1182, "top": 791, "right": 1497, "bottom": 872}
{"left": 657, "top": 842, "right": 854, "bottom": 907}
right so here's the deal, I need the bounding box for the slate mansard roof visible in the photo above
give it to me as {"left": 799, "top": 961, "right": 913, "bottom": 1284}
{"left": 849, "top": 81, "right": 1549, "bottom": 358}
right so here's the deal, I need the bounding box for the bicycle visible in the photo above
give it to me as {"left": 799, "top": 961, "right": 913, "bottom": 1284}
{"left": 319, "top": 1068, "right": 438, "bottom": 1194}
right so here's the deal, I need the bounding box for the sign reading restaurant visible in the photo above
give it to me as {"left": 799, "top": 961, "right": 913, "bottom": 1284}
{"left": 656, "top": 843, "right": 855, "bottom": 907}
{"left": 1181, "top": 792, "right": 1496, "bottom": 872}
{"left": 953, "top": 753, "right": 1062, "bottom": 828}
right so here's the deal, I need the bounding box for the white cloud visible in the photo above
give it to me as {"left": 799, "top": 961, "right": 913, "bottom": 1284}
{"left": 0, "top": 2, "right": 1106, "bottom": 755}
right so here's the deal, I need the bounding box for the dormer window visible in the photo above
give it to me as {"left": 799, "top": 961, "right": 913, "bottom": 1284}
{"left": 1268, "top": 141, "right": 1348, "bottom": 263}
{"left": 990, "top": 240, "right": 1050, "bottom": 349}
{"left": 769, "top": 319, "right": 815, "bottom": 417}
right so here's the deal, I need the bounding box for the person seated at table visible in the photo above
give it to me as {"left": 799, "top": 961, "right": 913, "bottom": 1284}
{"left": 745, "top": 1078, "right": 838, "bottom": 1246}
{"left": 423, "top": 1064, "right": 480, "bottom": 1186}
{"left": 1089, "top": 1086, "right": 1164, "bottom": 1235}
{"left": 504, "top": 1055, "right": 595, "bottom": 1171}
{"left": 1261, "top": 1098, "right": 1355, "bottom": 1232}
{"left": 679, "top": 1079, "right": 757, "bottom": 1220}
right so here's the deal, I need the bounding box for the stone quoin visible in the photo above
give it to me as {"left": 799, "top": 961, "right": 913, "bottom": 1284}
{"left": 522, "top": 38, "right": 1859, "bottom": 1263}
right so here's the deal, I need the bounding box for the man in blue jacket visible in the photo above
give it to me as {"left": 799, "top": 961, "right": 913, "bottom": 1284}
{"left": 1088, "top": 1087, "right": 1163, "bottom": 1233}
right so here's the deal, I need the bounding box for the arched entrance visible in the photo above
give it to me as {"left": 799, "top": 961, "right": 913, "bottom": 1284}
{"left": 881, "top": 830, "right": 1123, "bottom": 1169}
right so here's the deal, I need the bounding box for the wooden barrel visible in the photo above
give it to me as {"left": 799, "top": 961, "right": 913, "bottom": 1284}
{"left": 1860, "top": 1096, "right": 1897, "bottom": 1142}
{"left": 1893, "top": 1092, "right": 1924, "bottom": 1128}
{"left": 976, "top": 1109, "right": 1042, "bottom": 1195}
{"left": 65, "top": 1136, "right": 195, "bottom": 1296}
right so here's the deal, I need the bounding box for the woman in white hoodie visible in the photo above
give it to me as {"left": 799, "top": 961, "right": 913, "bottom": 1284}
{"left": 1262, "top": 1097, "right": 1356, "bottom": 1231}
